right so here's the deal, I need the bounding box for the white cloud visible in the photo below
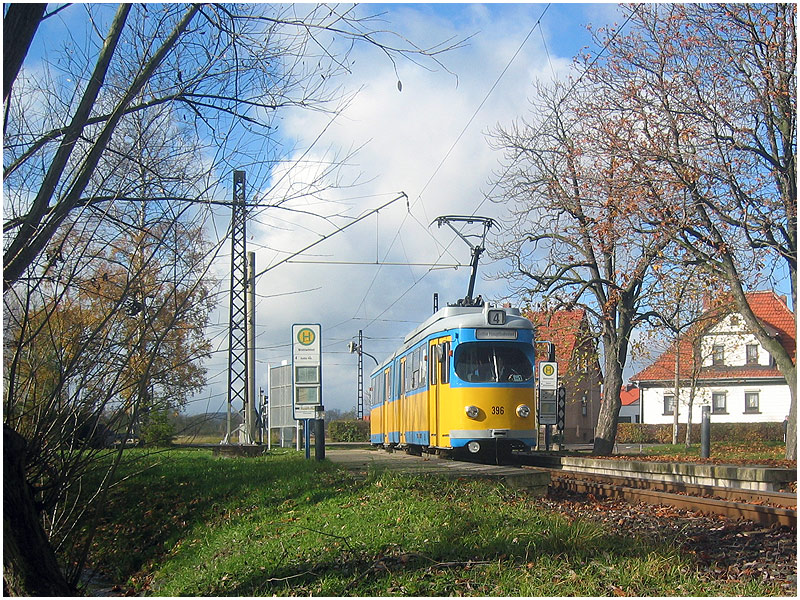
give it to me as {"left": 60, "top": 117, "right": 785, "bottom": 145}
{"left": 192, "top": 3, "right": 614, "bottom": 418}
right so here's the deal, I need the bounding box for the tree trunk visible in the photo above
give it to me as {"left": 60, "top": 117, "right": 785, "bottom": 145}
{"left": 593, "top": 348, "right": 623, "bottom": 455}
{"left": 685, "top": 386, "right": 696, "bottom": 448}
{"left": 719, "top": 255, "right": 796, "bottom": 461}
{"left": 786, "top": 377, "right": 797, "bottom": 461}
{"left": 3, "top": 3, "right": 46, "bottom": 102}
{"left": 672, "top": 344, "right": 680, "bottom": 445}
{"left": 3, "top": 425, "right": 73, "bottom": 596}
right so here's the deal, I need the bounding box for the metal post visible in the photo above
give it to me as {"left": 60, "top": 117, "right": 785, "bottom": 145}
{"left": 258, "top": 387, "right": 265, "bottom": 444}
{"left": 315, "top": 406, "right": 325, "bottom": 461}
{"left": 357, "top": 330, "right": 364, "bottom": 420}
{"left": 304, "top": 420, "right": 310, "bottom": 459}
{"left": 267, "top": 384, "right": 272, "bottom": 450}
{"left": 245, "top": 251, "right": 257, "bottom": 443}
{"left": 700, "top": 405, "right": 711, "bottom": 458}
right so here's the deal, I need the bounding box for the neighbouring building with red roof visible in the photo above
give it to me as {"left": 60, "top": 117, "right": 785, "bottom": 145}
{"left": 632, "top": 291, "right": 796, "bottom": 425}
{"left": 526, "top": 308, "right": 603, "bottom": 443}
{"left": 619, "top": 384, "right": 640, "bottom": 424}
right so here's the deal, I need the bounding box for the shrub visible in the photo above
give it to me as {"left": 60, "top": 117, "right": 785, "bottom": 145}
{"left": 328, "top": 419, "right": 370, "bottom": 442}
{"left": 140, "top": 410, "right": 175, "bottom": 446}
{"left": 616, "top": 422, "right": 784, "bottom": 444}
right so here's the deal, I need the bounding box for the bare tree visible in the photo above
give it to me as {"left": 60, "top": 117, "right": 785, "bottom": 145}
{"left": 639, "top": 265, "right": 722, "bottom": 445}
{"left": 3, "top": 3, "right": 463, "bottom": 594}
{"left": 589, "top": 3, "right": 796, "bottom": 459}
{"left": 490, "top": 80, "right": 679, "bottom": 455}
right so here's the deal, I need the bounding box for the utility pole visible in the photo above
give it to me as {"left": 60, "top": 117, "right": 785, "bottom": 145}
{"left": 349, "top": 331, "right": 379, "bottom": 420}
{"left": 357, "top": 330, "right": 363, "bottom": 420}
{"left": 224, "top": 171, "right": 248, "bottom": 444}
{"left": 245, "top": 250, "right": 257, "bottom": 443}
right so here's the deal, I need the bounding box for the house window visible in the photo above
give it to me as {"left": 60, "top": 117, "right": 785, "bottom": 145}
{"left": 663, "top": 394, "right": 675, "bottom": 416}
{"left": 745, "top": 392, "right": 760, "bottom": 413}
{"left": 746, "top": 344, "right": 759, "bottom": 365}
{"left": 712, "top": 345, "right": 725, "bottom": 366}
{"left": 712, "top": 392, "right": 727, "bottom": 414}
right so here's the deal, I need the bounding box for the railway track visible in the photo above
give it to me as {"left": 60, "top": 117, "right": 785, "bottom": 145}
{"left": 530, "top": 466, "right": 796, "bottom": 529}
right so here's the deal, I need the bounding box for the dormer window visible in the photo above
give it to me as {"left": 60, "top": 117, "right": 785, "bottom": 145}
{"left": 712, "top": 345, "right": 725, "bottom": 366}
{"left": 746, "top": 344, "right": 759, "bottom": 365}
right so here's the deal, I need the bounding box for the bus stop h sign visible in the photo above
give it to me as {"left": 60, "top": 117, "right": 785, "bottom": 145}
{"left": 292, "top": 324, "right": 321, "bottom": 420}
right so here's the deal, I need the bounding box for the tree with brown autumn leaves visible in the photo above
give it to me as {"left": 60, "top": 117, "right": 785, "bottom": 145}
{"left": 492, "top": 4, "right": 795, "bottom": 459}
{"left": 491, "top": 79, "right": 680, "bottom": 456}
{"left": 3, "top": 4, "right": 462, "bottom": 594}
{"left": 588, "top": 3, "right": 796, "bottom": 459}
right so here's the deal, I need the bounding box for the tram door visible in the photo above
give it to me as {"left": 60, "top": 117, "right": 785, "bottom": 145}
{"left": 381, "top": 366, "right": 391, "bottom": 445}
{"left": 396, "top": 359, "right": 405, "bottom": 444}
{"left": 428, "top": 337, "right": 451, "bottom": 447}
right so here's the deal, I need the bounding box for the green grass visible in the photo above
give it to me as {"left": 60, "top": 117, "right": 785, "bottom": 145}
{"left": 82, "top": 449, "right": 787, "bottom": 596}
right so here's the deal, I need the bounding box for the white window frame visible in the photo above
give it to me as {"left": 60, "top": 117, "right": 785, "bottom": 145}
{"left": 744, "top": 391, "right": 760, "bottom": 414}
{"left": 712, "top": 391, "right": 727, "bottom": 414}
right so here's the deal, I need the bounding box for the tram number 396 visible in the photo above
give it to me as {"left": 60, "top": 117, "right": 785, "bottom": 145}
{"left": 491, "top": 406, "right": 504, "bottom": 415}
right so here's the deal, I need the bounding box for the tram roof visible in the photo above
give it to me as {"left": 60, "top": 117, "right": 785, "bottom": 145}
{"left": 403, "top": 304, "right": 533, "bottom": 347}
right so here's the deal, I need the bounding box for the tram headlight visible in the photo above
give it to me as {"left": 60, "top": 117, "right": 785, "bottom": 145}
{"left": 465, "top": 405, "right": 480, "bottom": 419}
{"left": 516, "top": 404, "right": 531, "bottom": 418}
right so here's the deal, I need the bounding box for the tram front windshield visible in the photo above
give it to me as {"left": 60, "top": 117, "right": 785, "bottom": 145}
{"left": 455, "top": 343, "right": 533, "bottom": 383}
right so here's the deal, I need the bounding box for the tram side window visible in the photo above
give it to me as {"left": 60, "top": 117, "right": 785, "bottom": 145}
{"left": 373, "top": 374, "right": 383, "bottom": 405}
{"left": 455, "top": 343, "right": 533, "bottom": 383}
{"left": 441, "top": 342, "right": 450, "bottom": 384}
{"left": 430, "top": 345, "right": 438, "bottom": 385}
{"left": 411, "top": 349, "right": 419, "bottom": 389}
{"left": 419, "top": 346, "right": 428, "bottom": 387}
{"left": 394, "top": 363, "right": 402, "bottom": 399}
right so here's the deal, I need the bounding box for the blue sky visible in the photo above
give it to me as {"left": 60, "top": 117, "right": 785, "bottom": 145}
{"left": 12, "top": 2, "right": 631, "bottom": 417}
{"left": 12, "top": 4, "right": 793, "bottom": 429}
{"left": 195, "top": 2, "right": 629, "bottom": 417}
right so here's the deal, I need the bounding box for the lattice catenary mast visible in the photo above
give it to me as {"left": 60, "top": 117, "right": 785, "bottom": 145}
{"left": 225, "top": 171, "right": 249, "bottom": 443}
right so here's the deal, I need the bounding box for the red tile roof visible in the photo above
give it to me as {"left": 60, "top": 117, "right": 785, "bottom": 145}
{"left": 620, "top": 384, "right": 640, "bottom": 406}
{"left": 633, "top": 291, "right": 795, "bottom": 383}
{"left": 525, "top": 309, "right": 595, "bottom": 372}
{"left": 745, "top": 291, "right": 796, "bottom": 360}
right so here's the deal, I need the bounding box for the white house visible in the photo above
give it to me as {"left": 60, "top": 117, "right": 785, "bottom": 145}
{"left": 633, "top": 291, "right": 795, "bottom": 425}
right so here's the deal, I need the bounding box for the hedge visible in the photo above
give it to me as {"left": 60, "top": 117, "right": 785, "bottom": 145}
{"left": 616, "top": 421, "right": 785, "bottom": 444}
{"left": 328, "top": 419, "right": 370, "bottom": 442}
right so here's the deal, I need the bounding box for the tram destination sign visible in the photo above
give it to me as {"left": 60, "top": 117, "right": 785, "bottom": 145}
{"left": 292, "top": 324, "right": 322, "bottom": 420}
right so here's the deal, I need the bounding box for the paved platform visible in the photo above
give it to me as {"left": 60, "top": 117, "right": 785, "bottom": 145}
{"left": 524, "top": 454, "right": 796, "bottom": 492}
{"left": 326, "top": 448, "right": 550, "bottom": 495}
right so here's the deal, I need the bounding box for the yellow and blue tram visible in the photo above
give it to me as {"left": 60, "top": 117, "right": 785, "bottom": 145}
{"left": 369, "top": 304, "right": 536, "bottom": 455}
